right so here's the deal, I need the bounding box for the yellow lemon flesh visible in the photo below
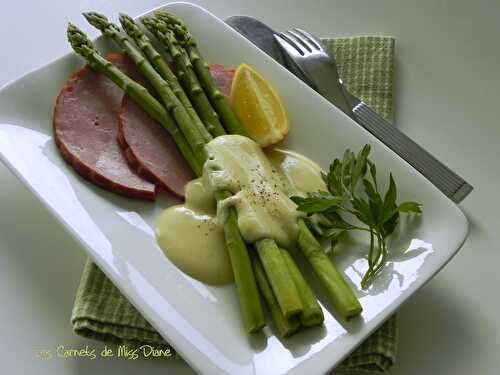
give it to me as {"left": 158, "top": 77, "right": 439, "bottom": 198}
{"left": 230, "top": 64, "right": 290, "bottom": 147}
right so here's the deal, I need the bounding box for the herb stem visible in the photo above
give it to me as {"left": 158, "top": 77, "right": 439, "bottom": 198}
{"left": 368, "top": 229, "right": 375, "bottom": 269}
{"left": 293, "top": 144, "right": 422, "bottom": 289}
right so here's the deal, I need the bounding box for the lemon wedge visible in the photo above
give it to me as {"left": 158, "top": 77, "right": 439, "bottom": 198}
{"left": 230, "top": 64, "right": 290, "bottom": 147}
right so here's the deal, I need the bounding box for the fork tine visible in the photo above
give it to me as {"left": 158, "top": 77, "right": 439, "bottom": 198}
{"left": 284, "top": 30, "right": 314, "bottom": 53}
{"left": 293, "top": 28, "right": 323, "bottom": 51}
{"left": 274, "top": 33, "right": 305, "bottom": 56}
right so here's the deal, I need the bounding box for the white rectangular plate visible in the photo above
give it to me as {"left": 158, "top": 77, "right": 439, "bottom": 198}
{"left": 0, "top": 2, "right": 468, "bottom": 374}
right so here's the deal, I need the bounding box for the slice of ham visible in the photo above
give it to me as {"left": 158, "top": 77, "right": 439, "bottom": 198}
{"left": 118, "top": 94, "right": 195, "bottom": 198}
{"left": 209, "top": 64, "right": 235, "bottom": 100}
{"left": 53, "top": 53, "right": 156, "bottom": 201}
{"left": 117, "top": 55, "right": 195, "bottom": 198}
{"left": 54, "top": 54, "right": 235, "bottom": 200}
{"left": 116, "top": 62, "right": 235, "bottom": 198}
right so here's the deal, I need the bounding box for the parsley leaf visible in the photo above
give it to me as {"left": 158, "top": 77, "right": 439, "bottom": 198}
{"left": 290, "top": 192, "right": 347, "bottom": 214}
{"left": 292, "top": 144, "right": 423, "bottom": 289}
{"left": 399, "top": 201, "right": 423, "bottom": 214}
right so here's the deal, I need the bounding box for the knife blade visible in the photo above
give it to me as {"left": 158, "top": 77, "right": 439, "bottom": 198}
{"left": 225, "top": 16, "right": 473, "bottom": 203}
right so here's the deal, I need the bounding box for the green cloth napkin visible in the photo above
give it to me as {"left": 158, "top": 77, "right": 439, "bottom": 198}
{"left": 72, "top": 36, "right": 396, "bottom": 372}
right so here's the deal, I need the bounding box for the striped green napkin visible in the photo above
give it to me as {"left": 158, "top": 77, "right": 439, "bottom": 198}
{"left": 72, "top": 36, "right": 396, "bottom": 372}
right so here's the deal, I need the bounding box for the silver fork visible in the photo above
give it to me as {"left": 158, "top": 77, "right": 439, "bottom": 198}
{"left": 274, "top": 28, "right": 353, "bottom": 116}
{"left": 274, "top": 28, "right": 473, "bottom": 203}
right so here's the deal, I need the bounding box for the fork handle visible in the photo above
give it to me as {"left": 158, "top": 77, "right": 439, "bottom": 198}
{"left": 345, "top": 90, "right": 473, "bottom": 203}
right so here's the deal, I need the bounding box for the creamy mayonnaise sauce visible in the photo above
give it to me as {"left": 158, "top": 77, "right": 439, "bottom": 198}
{"left": 266, "top": 148, "right": 326, "bottom": 197}
{"left": 155, "top": 135, "right": 326, "bottom": 285}
{"left": 156, "top": 205, "right": 232, "bottom": 284}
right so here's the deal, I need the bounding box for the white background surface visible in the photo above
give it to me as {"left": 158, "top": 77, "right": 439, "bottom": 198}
{"left": 0, "top": 1, "right": 498, "bottom": 374}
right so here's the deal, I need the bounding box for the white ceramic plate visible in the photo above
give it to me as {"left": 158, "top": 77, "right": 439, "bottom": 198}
{"left": 0, "top": 2, "right": 468, "bottom": 374}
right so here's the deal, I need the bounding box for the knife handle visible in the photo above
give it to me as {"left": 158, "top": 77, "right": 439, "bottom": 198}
{"left": 352, "top": 100, "right": 473, "bottom": 203}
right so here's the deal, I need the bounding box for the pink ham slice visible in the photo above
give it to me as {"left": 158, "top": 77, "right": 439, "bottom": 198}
{"left": 53, "top": 53, "right": 156, "bottom": 201}
{"left": 209, "top": 64, "right": 235, "bottom": 100}
{"left": 116, "top": 60, "right": 236, "bottom": 198}
{"left": 118, "top": 94, "right": 195, "bottom": 199}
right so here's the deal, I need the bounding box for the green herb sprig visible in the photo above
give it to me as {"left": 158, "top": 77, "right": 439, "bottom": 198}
{"left": 291, "top": 145, "right": 422, "bottom": 289}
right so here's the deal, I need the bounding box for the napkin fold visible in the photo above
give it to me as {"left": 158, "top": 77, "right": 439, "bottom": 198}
{"left": 72, "top": 35, "right": 396, "bottom": 372}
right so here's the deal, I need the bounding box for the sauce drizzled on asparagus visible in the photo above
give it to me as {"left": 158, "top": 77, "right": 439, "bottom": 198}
{"left": 155, "top": 140, "right": 326, "bottom": 284}
{"left": 66, "top": 13, "right": 364, "bottom": 335}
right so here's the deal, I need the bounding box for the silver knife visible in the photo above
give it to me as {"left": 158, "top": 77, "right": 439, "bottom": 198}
{"left": 226, "top": 16, "right": 473, "bottom": 203}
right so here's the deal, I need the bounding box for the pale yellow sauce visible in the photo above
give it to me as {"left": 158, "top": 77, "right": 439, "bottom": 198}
{"left": 156, "top": 206, "right": 232, "bottom": 284}
{"left": 155, "top": 135, "right": 326, "bottom": 284}
{"left": 266, "top": 148, "right": 326, "bottom": 196}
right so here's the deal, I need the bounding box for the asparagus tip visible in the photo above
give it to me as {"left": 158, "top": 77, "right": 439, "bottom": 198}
{"left": 155, "top": 11, "right": 184, "bottom": 27}
{"left": 141, "top": 16, "right": 157, "bottom": 32}
{"left": 118, "top": 13, "right": 135, "bottom": 34}
{"left": 154, "top": 13, "right": 191, "bottom": 47}
{"left": 67, "top": 22, "right": 79, "bottom": 34}
{"left": 83, "top": 11, "right": 113, "bottom": 33}
{"left": 67, "top": 23, "right": 97, "bottom": 57}
{"left": 118, "top": 12, "right": 133, "bottom": 25}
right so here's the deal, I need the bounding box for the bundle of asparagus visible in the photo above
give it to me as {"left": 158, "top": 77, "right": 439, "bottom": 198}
{"left": 67, "top": 11, "right": 362, "bottom": 337}
{"left": 152, "top": 12, "right": 249, "bottom": 137}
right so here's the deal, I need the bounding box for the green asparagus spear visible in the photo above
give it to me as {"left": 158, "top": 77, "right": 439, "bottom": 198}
{"left": 118, "top": 13, "right": 212, "bottom": 143}
{"left": 280, "top": 248, "right": 324, "bottom": 327}
{"left": 83, "top": 12, "right": 207, "bottom": 167}
{"left": 142, "top": 17, "right": 226, "bottom": 138}
{"left": 68, "top": 24, "right": 265, "bottom": 333}
{"left": 70, "top": 14, "right": 362, "bottom": 332}
{"left": 214, "top": 191, "right": 266, "bottom": 333}
{"left": 115, "top": 14, "right": 268, "bottom": 332}
{"left": 297, "top": 219, "right": 362, "bottom": 319}
{"left": 67, "top": 23, "right": 201, "bottom": 175}
{"left": 153, "top": 12, "right": 362, "bottom": 317}
{"left": 251, "top": 253, "right": 300, "bottom": 338}
{"left": 155, "top": 12, "right": 249, "bottom": 137}
{"left": 152, "top": 13, "right": 342, "bottom": 323}
{"left": 150, "top": 12, "right": 321, "bottom": 324}
{"left": 255, "top": 239, "right": 302, "bottom": 318}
